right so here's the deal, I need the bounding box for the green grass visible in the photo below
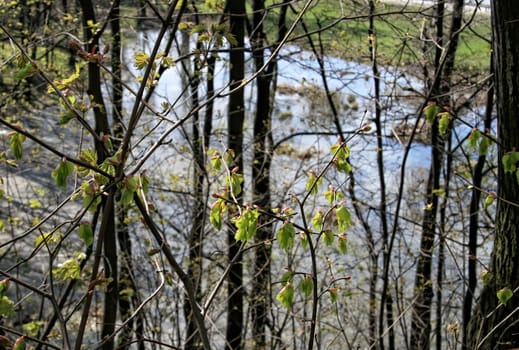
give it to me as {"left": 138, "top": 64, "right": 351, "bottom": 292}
{"left": 263, "top": 0, "right": 491, "bottom": 74}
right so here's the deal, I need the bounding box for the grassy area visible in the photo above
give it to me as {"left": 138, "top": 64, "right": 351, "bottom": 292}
{"left": 264, "top": 0, "right": 491, "bottom": 74}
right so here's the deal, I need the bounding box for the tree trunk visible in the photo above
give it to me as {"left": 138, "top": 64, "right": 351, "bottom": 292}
{"left": 467, "top": 1, "right": 519, "bottom": 348}
{"left": 226, "top": 1, "right": 245, "bottom": 349}
{"left": 78, "top": 1, "right": 116, "bottom": 348}
{"left": 250, "top": 1, "right": 274, "bottom": 348}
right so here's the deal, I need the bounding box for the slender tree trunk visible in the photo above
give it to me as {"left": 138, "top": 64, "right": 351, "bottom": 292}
{"left": 462, "top": 58, "right": 494, "bottom": 350}
{"left": 226, "top": 1, "right": 245, "bottom": 349}
{"left": 78, "top": 1, "right": 116, "bottom": 348}
{"left": 410, "top": 0, "right": 464, "bottom": 347}
{"left": 250, "top": 1, "right": 274, "bottom": 348}
{"left": 467, "top": 1, "right": 519, "bottom": 348}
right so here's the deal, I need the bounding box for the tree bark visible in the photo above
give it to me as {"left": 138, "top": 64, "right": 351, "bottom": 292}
{"left": 467, "top": 1, "right": 519, "bottom": 348}
{"left": 226, "top": 1, "right": 245, "bottom": 349}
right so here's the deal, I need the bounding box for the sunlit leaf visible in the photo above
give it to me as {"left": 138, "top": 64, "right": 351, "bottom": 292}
{"left": 210, "top": 199, "right": 226, "bottom": 230}
{"left": 234, "top": 208, "right": 259, "bottom": 241}
{"left": 276, "top": 281, "right": 294, "bottom": 309}
{"left": 276, "top": 222, "right": 296, "bottom": 251}
{"left": 468, "top": 128, "right": 481, "bottom": 148}
{"left": 306, "top": 170, "right": 321, "bottom": 195}
{"left": 336, "top": 205, "right": 351, "bottom": 232}
{"left": 497, "top": 287, "right": 513, "bottom": 305}
{"left": 311, "top": 211, "right": 323, "bottom": 231}
{"left": 299, "top": 275, "right": 313, "bottom": 297}
{"left": 323, "top": 230, "right": 334, "bottom": 246}
{"left": 423, "top": 102, "right": 440, "bottom": 123}
{"left": 0, "top": 296, "right": 14, "bottom": 317}
{"left": 9, "top": 132, "right": 25, "bottom": 160}
{"left": 51, "top": 158, "right": 74, "bottom": 188}
{"left": 483, "top": 192, "right": 496, "bottom": 209}
{"left": 338, "top": 233, "right": 347, "bottom": 254}
{"left": 0, "top": 279, "right": 9, "bottom": 298}
{"left": 438, "top": 112, "right": 451, "bottom": 135}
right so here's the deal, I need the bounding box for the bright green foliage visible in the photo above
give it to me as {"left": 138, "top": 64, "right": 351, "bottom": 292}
{"left": 22, "top": 321, "right": 44, "bottom": 337}
{"left": 277, "top": 222, "right": 296, "bottom": 251}
{"left": 438, "top": 112, "right": 451, "bottom": 135}
{"left": 468, "top": 128, "right": 481, "bottom": 148}
{"left": 502, "top": 151, "right": 519, "bottom": 184}
{"left": 0, "top": 296, "right": 14, "bottom": 317}
{"left": 229, "top": 170, "right": 243, "bottom": 197}
{"left": 210, "top": 198, "right": 226, "bottom": 230}
{"left": 8, "top": 132, "right": 25, "bottom": 160}
{"left": 119, "top": 175, "right": 144, "bottom": 207}
{"left": 209, "top": 150, "right": 222, "bottom": 171}
{"left": 34, "top": 230, "right": 63, "bottom": 247}
{"left": 306, "top": 170, "right": 321, "bottom": 195}
{"left": 53, "top": 253, "right": 85, "bottom": 281}
{"left": 134, "top": 52, "right": 150, "bottom": 69}
{"left": 497, "top": 287, "right": 513, "bottom": 305}
{"left": 330, "top": 142, "right": 351, "bottom": 173}
{"left": 276, "top": 281, "right": 294, "bottom": 309}
{"left": 337, "top": 233, "right": 347, "bottom": 254}
{"left": 299, "top": 275, "right": 314, "bottom": 297}
{"left": 311, "top": 210, "right": 323, "bottom": 231}
{"left": 479, "top": 135, "right": 491, "bottom": 156}
{"left": 324, "top": 185, "right": 344, "bottom": 205}
{"left": 51, "top": 158, "right": 74, "bottom": 188}
{"left": 299, "top": 232, "right": 309, "bottom": 249}
{"left": 77, "top": 149, "right": 97, "bottom": 176}
{"left": 234, "top": 208, "right": 259, "bottom": 241}
{"left": 48, "top": 63, "right": 82, "bottom": 92}
{"left": 336, "top": 205, "right": 351, "bottom": 232}
{"left": 280, "top": 270, "right": 294, "bottom": 285}
{"left": 502, "top": 151, "right": 519, "bottom": 173}
{"left": 78, "top": 222, "right": 94, "bottom": 247}
{"left": 423, "top": 102, "right": 440, "bottom": 123}
{"left": 483, "top": 192, "right": 496, "bottom": 209}
{"left": 322, "top": 230, "right": 334, "bottom": 246}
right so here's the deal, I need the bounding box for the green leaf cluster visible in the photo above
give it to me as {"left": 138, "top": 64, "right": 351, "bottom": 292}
{"left": 51, "top": 158, "right": 74, "bottom": 188}
{"left": 330, "top": 142, "right": 351, "bottom": 173}
{"left": 234, "top": 208, "right": 259, "bottom": 241}
{"left": 502, "top": 151, "right": 519, "bottom": 184}
{"left": 9, "top": 132, "right": 25, "bottom": 160}
{"left": 276, "top": 222, "right": 296, "bottom": 251}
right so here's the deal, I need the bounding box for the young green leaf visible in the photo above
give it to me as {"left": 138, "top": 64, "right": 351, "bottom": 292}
{"left": 502, "top": 151, "right": 519, "bottom": 173}
{"left": 9, "top": 132, "right": 25, "bottom": 160}
{"left": 483, "top": 192, "right": 496, "bottom": 209}
{"left": 209, "top": 199, "right": 226, "bottom": 230}
{"left": 423, "top": 102, "right": 440, "bottom": 123}
{"left": 0, "top": 296, "right": 14, "bottom": 317}
{"left": 306, "top": 170, "right": 321, "bottom": 195}
{"left": 496, "top": 287, "right": 513, "bottom": 305}
{"left": 323, "top": 230, "right": 334, "bottom": 246}
{"left": 311, "top": 211, "right": 323, "bottom": 231}
{"left": 299, "top": 232, "right": 309, "bottom": 250}
{"left": 338, "top": 233, "right": 347, "bottom": 254}
{"left": 229, "top": 170, "right": 243, "bottom": 197}
{"left": 299, "top": 275, "right": 314, "bottom": 297}
{"left": 234, "top": 208, "right": 259, "bottom": 241}
{"left": 468, "top": 128, "right": 481, "bottom": 148}
{"left": 51, "top": 158, "right": 74, "bottom": 188}
{"left": 336, "top": 205, "right": 351, "bottom": 232}
{"left": 276, "top": 222, "right": 296, "bottom": 251}
{"left": 479, "top": 135, "right": 490, "bottom": 156}
{"left": 276, "top": 281, "right": 294, "bottom": 309}
{"left": 438, "top": 112, "right": 451, "bottom": 135}
{"left": 78, "top": 222, "right": 93, "bottom": 247}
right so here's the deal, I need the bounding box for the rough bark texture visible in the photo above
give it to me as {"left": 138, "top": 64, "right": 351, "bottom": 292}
{"left": 467, "top": 1, "right": 519, "bottom": 348}
{"left": 226, "top": 1, "right": 245, "bottom": 349}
